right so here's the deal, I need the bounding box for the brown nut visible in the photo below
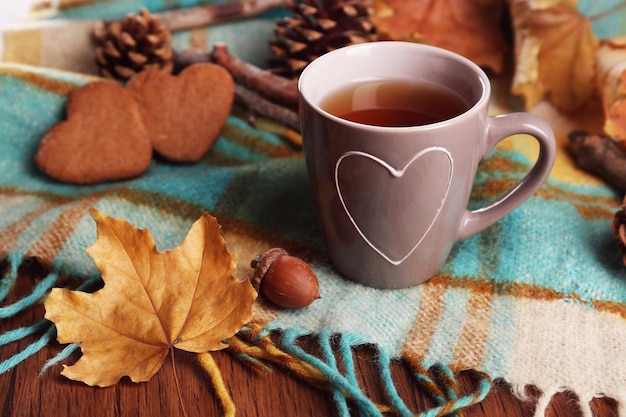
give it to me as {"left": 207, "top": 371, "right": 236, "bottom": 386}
{"left": 250, "top": 248, "right": 320, "bottom": 309}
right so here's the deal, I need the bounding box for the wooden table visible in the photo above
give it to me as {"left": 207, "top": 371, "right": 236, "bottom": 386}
{"left": 0, "top": 263, "right": 618, "bottom": 417}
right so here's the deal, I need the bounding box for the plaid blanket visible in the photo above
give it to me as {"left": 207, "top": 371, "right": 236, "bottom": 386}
{"left": 1, "top": 1, "right": 626, "bottom": 416}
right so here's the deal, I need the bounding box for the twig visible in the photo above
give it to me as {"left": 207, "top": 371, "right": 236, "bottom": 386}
{"left": 210, "top": 43, "right": 299, "bottom": 109}
{"left": 175, "top": 46, "right": 300, "bottom": 109}
{"left": 149, "top": 0, "right": 287, "bottom": 32}
{"left": 174, "top": 49, "right": 301, "bottom": 137}
{"left": 234, "top": 85, "right": 300, "bottom": 132}
{"left": 568, "top": 130, "right": 626, "bottom": 193}
{"left": 174, "top": 49, "right": 214, "bottom": 71}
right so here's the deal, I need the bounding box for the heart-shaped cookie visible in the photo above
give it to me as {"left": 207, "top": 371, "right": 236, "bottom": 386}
{"left": 127, "top": 63, "right": 234, "bottom": 162}
{"left": 35, "top": 80, "right": 152, "bottom": 184}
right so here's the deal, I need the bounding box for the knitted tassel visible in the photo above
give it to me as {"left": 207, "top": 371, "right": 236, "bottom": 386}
{"left": 228, "top": 323, "right": 332, "bottom": 390}
{"left": 281, "top": 328, "right": 383, "bottom": 417}
{"left": 0, "top": 253, "right": 20, "bottom": 302}
{"left": 419, "top": 371, "right": 492, "bottom": 417}
{"left": 0, "top": 256, "right": 60, "bottom": 374}
{"left": 229, "top": 323, "right": 393, "bottom": 413}
{"left": 0, "top": 325, "right": 56, "bottom": 374}
{"left": 0, "top": 256, "right": 101, "bottom": 375}
{"left": 198, "top": 352, "right": 236, "bottom": 417}
{"left": 376, "top": 348, "right": 414, "bottom": 417}
{"left": 228, "top": 322, "right": 493, "bottom": 417}
{"left": 0, "top": 270, "right": 58, "bottom": 319}
{"left": 39, "top": 342, "right": 79, "bottom": 375}
{"left": 317, "top": 331, "right": 351, "bottom": 416}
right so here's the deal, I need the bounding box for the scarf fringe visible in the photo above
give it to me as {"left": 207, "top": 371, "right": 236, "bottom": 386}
{"left": 2, "top": 259, "right": 616, "bottom": 417}
{"left": 0, "top": 255, "right": 97, "bottom": 374}
{"left": 198, "top": 352, "right": 237, "bottom": 417}
{"left": 0, "top": 254, "right": 55, "bottom": 373}
{"left": 228, "top": 322, "right": 492, "bottom": 417}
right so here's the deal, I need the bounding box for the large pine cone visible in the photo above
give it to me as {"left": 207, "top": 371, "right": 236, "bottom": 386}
{"left": 268, "top": 0, "right": 378, "bottom": 80}
{"left": 93, "top": 8, "right": 173, "bottom": 82}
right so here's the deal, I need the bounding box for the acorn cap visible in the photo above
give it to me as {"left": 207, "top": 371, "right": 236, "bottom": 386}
{"left": 250, "top": 248, "right": 288, "bottom": 291}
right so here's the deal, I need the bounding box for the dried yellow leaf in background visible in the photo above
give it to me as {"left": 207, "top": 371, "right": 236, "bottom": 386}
{"left": 371, "top": 0, "right": 509, "bottom": 73}
{"left": 44, "top": 209, "right": 257, "bottom": 387}
{"left": 596, "top": 36, "right": 626, "bottom": 143}
{"left": 510, "top": 0, "right": 599, "bottom": 111}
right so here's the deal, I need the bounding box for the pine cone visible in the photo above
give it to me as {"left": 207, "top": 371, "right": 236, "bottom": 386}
{"left": 268, "top": 0, "right": 378, "bottom": 80}
{"left": 93, "top": 8, "right": 174, "bottom": 82}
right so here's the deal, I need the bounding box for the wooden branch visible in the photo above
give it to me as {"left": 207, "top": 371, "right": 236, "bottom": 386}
{"left": 568, "top": 130, "right": 626, "bottom": 193}
{"left": 174, "top": 49, "right": 214, "bottom": 70}
{"left": 174, "top": 45, "right": 302, "bottom": 134}
{"left": 175, "top": 46, "right": 300, "bottom": 109}
{"left": 155, "top": 0, "right": 287, "bottom": 32}
{"left": 234, "top": 85, "right": 300, "bottom": 132}
{"left": 210, "top": 43, "right": 299, "bottom": 109}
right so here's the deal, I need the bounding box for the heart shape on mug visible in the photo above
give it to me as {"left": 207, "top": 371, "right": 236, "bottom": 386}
{"left": 335, "top": 147, "right": 453, "bottom": 265}
{"left": 127, "top": 63, "right": 234, "bottom": 162}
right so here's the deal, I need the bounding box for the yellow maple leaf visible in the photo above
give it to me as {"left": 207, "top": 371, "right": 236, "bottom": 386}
{"left": 371, "top": 0, "right": 509, "bottom": 73}
{"left": 44, "top": 209, "right": 257, "bottom": 387}
{"left": 596, "top": 36, "right": 626, "bottom": 143}
{"left": 510, "top": 0, "right": 599, "bottom": 112}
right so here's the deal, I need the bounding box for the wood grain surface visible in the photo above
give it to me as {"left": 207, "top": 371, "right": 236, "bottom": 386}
{"left": 0, "top": 263, "right": 618, "bottom": 417}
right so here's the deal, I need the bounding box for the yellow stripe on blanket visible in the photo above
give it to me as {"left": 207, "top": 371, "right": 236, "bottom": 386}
{"left": 2, "top": 20, "right": 98, "bottom": 75}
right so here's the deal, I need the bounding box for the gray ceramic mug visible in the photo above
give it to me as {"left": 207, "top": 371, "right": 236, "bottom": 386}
{"left": 298, "top": 42, "right": 556, "bottom": 289}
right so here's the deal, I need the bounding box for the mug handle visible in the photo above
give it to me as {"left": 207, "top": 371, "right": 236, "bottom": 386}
{"left": 456, "top": 112, "right": 556, "bottom": 241}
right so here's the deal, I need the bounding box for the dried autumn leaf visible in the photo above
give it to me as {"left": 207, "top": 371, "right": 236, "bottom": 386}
{"left": 371, "top": 0, "right": 508, "bottom": 73}
{"left": 596, "top": 36, "right": 626, "bottom": 143}
{"left": 510, "top": 0, "right": 599, "bottom": 112}
{"left": 44, "top": 209, "right": 256, "bottom": 387}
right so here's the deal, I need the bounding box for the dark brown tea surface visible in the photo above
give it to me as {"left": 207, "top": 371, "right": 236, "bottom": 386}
{"left": 320, "top": 79, "right": 469, "bottom": 127}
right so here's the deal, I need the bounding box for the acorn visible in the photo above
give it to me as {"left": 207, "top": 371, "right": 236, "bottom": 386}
{"left": 250, "top": 248, "right": 320, "bottom": 309}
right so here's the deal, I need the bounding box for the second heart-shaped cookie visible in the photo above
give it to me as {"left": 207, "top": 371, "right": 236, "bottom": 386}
{"left": 127, "top": 63, "right": 235, "bottom": 162}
